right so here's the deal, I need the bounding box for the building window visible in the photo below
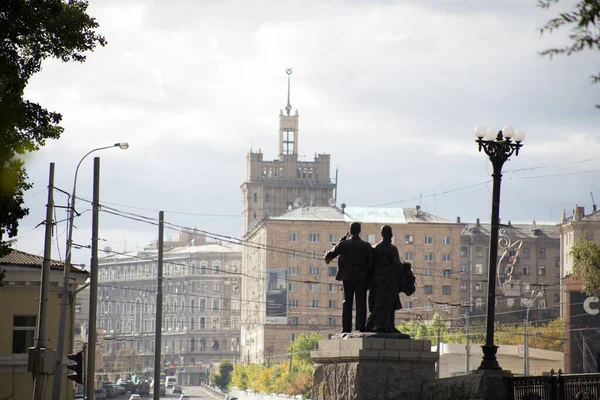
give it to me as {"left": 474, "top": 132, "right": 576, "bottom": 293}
{"left": 309, "top": 283, "right": 320, "bottom": 292}
{"left": 310, "top": 299, "right": 319, "bottom": 308}
{"left": 460, "top": 265, "right": 467, "bottom": 273}
{"left": 424, "top": 268, "right": 433, "bottom": 277}
{"left": 309, "top": 233, "right": 320, "bottom": 243}
{"left": 475, "top": 298, "right": 484, "bottom": 308}
{"left": 288, "top": 299, "right": 299, "bottom": 308}
{"left": 475, "top": 282, "right": 482, "bottom": 291}
{"left": 522, "top": 266, "right": 530, "bottom": 276}
{"left": 328, "top": 283, "right": 338, "bottom": 293}
{"left": 406, "top": 301, "right": 413, "bottom": 310}
{"left": 475, "top": 264, "right": 483, "bottom": 275}
{"left": 213, "top": 263, "right": 221, "bottom": 274}
{"left": 212, "top": 299, "right": 219, "bottom": 311}
{"left": 309, "top": 266, "right": 320, "bottom": 276}
{"left": 12, "top": 316, "right": 36, "bottom": 354}
{"left": 442, "top": 285, "right": 451, "bottom": 295}
{"left": 288, "top": 317, "right": 299, "bottom": 326}
{"left": 288, "top": 250, "right": 299, "bottom": 259}
{"left": 214, "top": 283, "right": 221, "bottom": 292}
{"left": 443, "top": 269, "right": 452, "bottom": 278}
{"left": 586, "top": 231, "right": 594, "bottom": 241}
{"left": 404, "top": 252, "right": 413, "bottom": 261}
{"left": 328, "top": 317, "right": 337, "bottom": 326}
{"left": 288, "top": 266, "right": 299, "bottom": 276}
{"left": 442, "top": 253, "right": 451, "bottom": 262}
{"left": 442, "top": 303, "right": 451, "bottom": 314}
{"left": 288, "top": 283, "right": 299, "bottom": 292}
{"left": 539, "top": 265, "right": 546, "bottom": 276}
{"left": 283, "top": 129, "right": 295, "bottom": 155}
{"left": 460, "top": 281, "right": 467, "bottom": 291}
{"left": 199, "top": 317, "right": 206, "bottom": 330}
{"left": 475, "top": 247, "right": 484, "bottom": 257}
{"left": 328, "top": 233, "right": 338, "bottom": 243}
{"left": 328, "top": 266, "right": 337, "bottom": 276}
{"left": 539, "top": 248, "right": 546, "bottom": 260}
{"left": 460, "top": 246, "right": 468, "bottom": 257}
{"left": 425, "top": 253, "right": 433, "bottom": 264}
{"left": 424, "top": 285, "right": 433, "bottom": 294}
{"left": 405, "top": 235, "right": 414, "bottom": 245}
{"left": 366, "top": 234, "right": 376, "bottom": 244}
{"left": 265, "top": 193, "right": 270, "bottom": 202}
{"left": 424, "top": 301, "right": 433, "bottom": 311}
{"left": 199, "top": 298, "right": 206, "bottom": 311}
{"left": 201, "top": 262, "right": 207, "bottom": 275}
{"left": 444, "top": 236, "right": 451, "bottom": 245}
{"left": 425, "top": 236, "right": 433, "bottom": 245}
{"left": 523, "top": 248, "right": 530, "bottom": 259}
{"left": 289, "top": 232, "right": 298, "bottom": 242}
{"left": 253, "top": 193, "right": 257, "bottom": 202}
{"left": 328, "top": 300, "right": 337, "bottom": 308}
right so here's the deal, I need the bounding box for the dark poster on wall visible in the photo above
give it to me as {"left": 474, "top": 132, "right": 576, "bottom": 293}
{"left": 266, "top": 269, "right": 287, "bottom": 324}
{"left": 568, "top": 290, "right": 600, "bottom": 373}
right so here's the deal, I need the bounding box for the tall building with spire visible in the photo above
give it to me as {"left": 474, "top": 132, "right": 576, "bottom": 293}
{"left": 240, "top": 69, "right": 336, "bottom": 235}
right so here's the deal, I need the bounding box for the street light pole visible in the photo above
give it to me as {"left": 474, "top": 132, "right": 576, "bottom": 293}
{"left": 524, "top": 290, "right": 543, "bottom": 376}
{"left": 474, "top": 125, "right": 525, "bottom": 372}
{"left": 53, "top": 143, "right": 128, "bottom": 400}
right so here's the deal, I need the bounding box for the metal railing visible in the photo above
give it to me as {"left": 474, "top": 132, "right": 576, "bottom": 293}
{"left": 508, "top": 369, "right": 600, "bottom": 400}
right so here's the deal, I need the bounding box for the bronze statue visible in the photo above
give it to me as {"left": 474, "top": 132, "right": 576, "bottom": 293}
{"left": 325, "top": 222, "right": 374, "bottom": 332}
{"left": 366, "top": 225, "right": 405, "bottom": 333}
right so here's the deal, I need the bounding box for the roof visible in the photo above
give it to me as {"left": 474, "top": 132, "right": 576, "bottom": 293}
{"left": 462, "top": 222, "right": 560, "bottom": 239}
{"left": 167, "top": 243, "right": 242, "bottom": 254}
{"left": 269, "top": 206, "right": 453, "bottom": 224}
{"left": 0, "top": 249, "right": 86, "bottom": 273}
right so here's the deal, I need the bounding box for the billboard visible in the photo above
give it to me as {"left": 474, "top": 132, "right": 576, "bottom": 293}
{"left": 266, "top": 269, "right": 288, "bottom": 324}
{"left": 567, "top": 290, "right": 600, "bottom": 373}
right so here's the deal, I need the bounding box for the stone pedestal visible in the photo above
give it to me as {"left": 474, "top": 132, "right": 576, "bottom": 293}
{"left": 311, "top": 334, "right": 437, "bottom": 400}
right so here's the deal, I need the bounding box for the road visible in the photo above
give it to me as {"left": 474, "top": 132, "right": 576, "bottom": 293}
{"left": 149, "top": 386, "right": 222, "bottom": 400}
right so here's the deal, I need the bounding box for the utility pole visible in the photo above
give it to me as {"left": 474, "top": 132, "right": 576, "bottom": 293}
{"left": 465, "top": 311, "right": 470, "bottom": 375}
{"left": 523, "top": 319, "right": 528, "bottom": 375}
{"left": 436, "top": 317, "right": 442, "bottom": 379}
{"left": 153, "top": 211, "right": 164, "bottom": 400}
{"left": 289, "top": 346, "right": 293, "bottom": 373}
{"left": 86, "top": 157, "right": 100, "bottom": 400}
{"left": 583, "top": 334, "right": 587, "bottom": 373}
{"left": 33, "top": 163, "right": 55, "bottom": 400}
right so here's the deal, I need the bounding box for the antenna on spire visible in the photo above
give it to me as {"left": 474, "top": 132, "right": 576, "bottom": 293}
{"left": 285, "top": 68, "right": 293, "bottom": 116}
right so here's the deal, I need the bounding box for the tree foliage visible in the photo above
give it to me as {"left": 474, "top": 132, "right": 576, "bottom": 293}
{"left": 538, "top": 0, "right": 600, "bottom": 108}
{"left": 396, "top": 314, "right": 565, "bottom": 352}
{"left": 113, "top": 348, "right": 139, "bottom": 373}
{"left": 212, "top": 359, "right": 234, "bottom": 390}
{"left": 0, "top": 0, "right": 106, "bottom": 259}
{"left": 288, "top": 332, "right": 322, "bottom": 364}
{"left": 570, "top": 238, "right": 600, "bottom": 295}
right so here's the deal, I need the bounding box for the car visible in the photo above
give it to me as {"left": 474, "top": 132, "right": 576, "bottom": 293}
{"left": 129, "top": 395, "right": 141, "bottom": 400}
{"left": 94, "top": 389, "right": 107, "bottom": 400}
{"left": 179, "top": 396, "right": 191, "bottom": 400}
{"left": 172, "top": 386, "right": 182, "bottom": 394}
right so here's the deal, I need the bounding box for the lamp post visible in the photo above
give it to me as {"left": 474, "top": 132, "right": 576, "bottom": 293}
{"left": 474, "top": 125, "right": 525, "bottom": 371}
{"left": 524, "top": 289, "right": 543, "bottom": 376}
{"left": 53, "top": 143, "right": 128, "bottom": 400}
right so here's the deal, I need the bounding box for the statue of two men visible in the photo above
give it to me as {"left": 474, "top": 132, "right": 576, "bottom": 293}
{"left": 325, "top": 223, "right": 411, "bottom": 334}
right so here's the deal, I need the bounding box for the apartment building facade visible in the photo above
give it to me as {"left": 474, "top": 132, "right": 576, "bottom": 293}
{"left": 240, "top": 206, "right": 464, "bottom": 364}
{"left": 460, "top": 219, "right": 560, "bottom": 320}
{"left": 97, "top": 242, "right": 242, "bottom": 383}
{"left": 557, "top": 205, "right": 600, "bottom": 372}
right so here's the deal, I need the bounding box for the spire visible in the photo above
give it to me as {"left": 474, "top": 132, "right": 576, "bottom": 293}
{"left": 285, "top": 68, "right": 293, "bottom": 116}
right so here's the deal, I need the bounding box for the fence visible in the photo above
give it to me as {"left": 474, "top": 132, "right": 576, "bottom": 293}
{"left": 508, "top": 370, "right": 600, "bottom": 400}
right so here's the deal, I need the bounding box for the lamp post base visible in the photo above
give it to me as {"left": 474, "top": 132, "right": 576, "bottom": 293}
{"left": 478, "top": 344, "right": 502, "bottom": 371}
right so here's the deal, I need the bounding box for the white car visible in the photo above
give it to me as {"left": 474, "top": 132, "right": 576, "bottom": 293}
{"left": 129, "top": 395, "right": 141, "bottom": 400}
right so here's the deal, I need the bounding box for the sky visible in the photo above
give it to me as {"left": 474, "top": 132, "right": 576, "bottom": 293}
{"left": 11, "top": 0, "right": 600, "bottom": 267}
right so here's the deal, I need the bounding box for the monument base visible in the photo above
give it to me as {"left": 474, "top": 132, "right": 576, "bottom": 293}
{"left": 311, "top": 333, "right": 437, "bottom": 400}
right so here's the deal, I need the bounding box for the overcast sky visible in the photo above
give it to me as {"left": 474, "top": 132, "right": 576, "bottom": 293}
{"left": 12, "top": 0, "right": 600, "bottom": 266}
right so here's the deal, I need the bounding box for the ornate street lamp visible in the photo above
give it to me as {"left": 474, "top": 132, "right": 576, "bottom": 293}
{"left": 474, "top": 125, "right": 525, "bottom": 371}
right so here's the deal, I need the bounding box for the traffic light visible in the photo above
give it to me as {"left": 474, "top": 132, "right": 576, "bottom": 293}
{"left": 67, "top": 352, "right": 83, "bottom": 384}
